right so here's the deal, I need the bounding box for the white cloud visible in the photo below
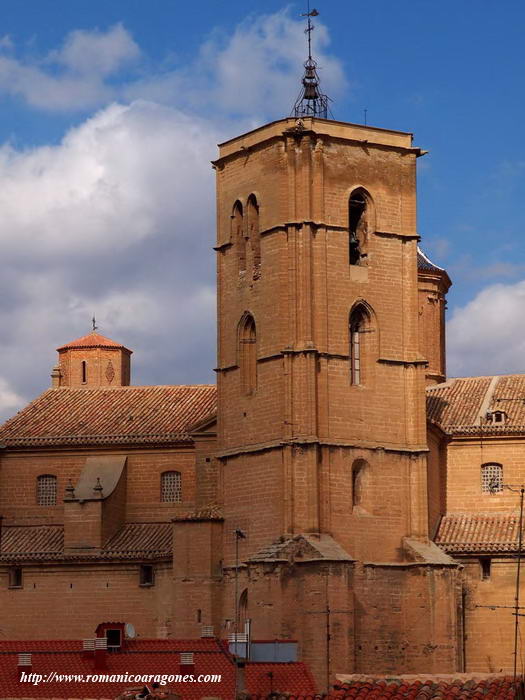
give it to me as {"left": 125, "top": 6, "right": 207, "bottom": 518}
{"left": 124, "top": 10, "right": 346, "bottom": 119}
{"left": 0, "top": 100, "right": 220, "bottom": 259}
{"left": 0, "top": 25, "right": 139, "bottom": 111}
{"left": 52, "top": 24, "right": 140, "bottom": 76}
{"left": 447, "top": 280, "right": 525, "bottom": 377}
{"left": 0, "top": 99, "right": 223, "bottom": 420}
{"left": 0, "top": 11, "right": 345, "bottom": 118}
{"left": 0, "top": 9, "right": 347, "bottom": 421}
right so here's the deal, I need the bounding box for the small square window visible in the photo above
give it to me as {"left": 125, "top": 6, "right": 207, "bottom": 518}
{"left": 480, "top": 557, "right": 491, "bottom": 580}
{"left": 9, "top": 567, "right": 23, "bottom": 588}
{"left": 139, "top": 565, "right": 154, "bottom": 587}
{"left": 106, "top": 629, "right": 122, "bottom": 649}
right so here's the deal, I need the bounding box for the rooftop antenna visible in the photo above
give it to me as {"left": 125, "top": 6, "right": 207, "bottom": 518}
{"left": 292, "top": 1, "right": 330, "bottom": 120}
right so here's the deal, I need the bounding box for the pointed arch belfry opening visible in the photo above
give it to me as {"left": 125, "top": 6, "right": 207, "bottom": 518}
{"left": 246, "top": 194, "right": 260, "bottom": 273}
{"left": 239, "top": 313, "right": 257, "bottom": 395}
{"left": 349, "top": 302, "right": 376, "bottom": 386}
{"left": 231, "top": 201, "right": 245, "bottom": 272}
{"left": 349, "top": 188, "right": 374, "bottom": 266}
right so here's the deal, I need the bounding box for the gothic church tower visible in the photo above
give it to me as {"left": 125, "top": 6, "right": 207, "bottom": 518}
{"left": 173, "top": 25, "right": 463, "bottom": 686}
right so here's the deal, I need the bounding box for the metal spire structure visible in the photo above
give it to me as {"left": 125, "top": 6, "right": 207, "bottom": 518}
{"left": 292, "top": 2, "right": 329, "bottom": 120}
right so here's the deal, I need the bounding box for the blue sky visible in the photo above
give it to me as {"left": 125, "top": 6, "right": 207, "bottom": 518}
{"left": 0, "top": 0, "right": 524, "bottom": 419}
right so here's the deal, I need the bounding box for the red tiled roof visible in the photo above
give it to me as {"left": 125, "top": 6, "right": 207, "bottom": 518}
{"left": 427, "top": 375, "right": 525, "bottom": 435}
{"left": 417, "top": 247, "right": 445, "bottom": 273}
{"left": 0, "top": 638, "right": 315, "bottom": 699}
{"left": 0, "top": 384, "right": 217, "bottom": 448}
{"left": 329, "top": 676, "right": 521, "bottom": 698}
{"left": 173, "top": 504, "right": 224, "bottom": 522}
{"left": 426, "top": 376, "right": 493, "bottom": 429}
{"left": 0, "top": 522, "right": 172, "bottom": 562}
{"left": 57, "top": 331, "right": 131, "bottom": 352}
{"left": 436, "top": 513, "right": 520, "bottom": 553}
{"left": 104, "top": 522, "right": 172, "bottom": 554}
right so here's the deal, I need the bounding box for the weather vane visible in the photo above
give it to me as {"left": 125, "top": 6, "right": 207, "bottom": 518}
{"left": 92, "top": 315, "right": 98, "bottom": 332}
{"left": 292, "top": 1, "right": 329, "bottom": 120}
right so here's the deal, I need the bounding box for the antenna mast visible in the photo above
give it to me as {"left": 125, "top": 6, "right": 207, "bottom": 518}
{"left": 292, "top": 2, "right": 329, "bottom": 120}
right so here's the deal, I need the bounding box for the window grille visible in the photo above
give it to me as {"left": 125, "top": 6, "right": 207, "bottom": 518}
{"left": 161, "top": 471, "right": 182, "bottom": 503}
{"left": 481, "top": 463, "right": 503, "bottom": 493}
{"left": 37, "top": 475, "right": 57, "bottom": 506}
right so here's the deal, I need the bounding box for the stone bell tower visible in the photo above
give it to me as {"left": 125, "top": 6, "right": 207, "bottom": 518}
{"left": 172, "top": 17, "right": 463, "bottom": 686}
{"left": 212, "top": 111, "right": 462, "bottom": 681}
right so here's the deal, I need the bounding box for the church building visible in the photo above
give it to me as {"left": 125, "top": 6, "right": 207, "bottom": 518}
{"left": 0, "top": 17, "right": 524, "bottom": 692}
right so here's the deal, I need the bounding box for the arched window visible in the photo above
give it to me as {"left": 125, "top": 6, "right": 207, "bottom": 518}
{"left": 161, "top": 471, "right": 182, "bottom": 502}
{"left": 246, "top": 194, "right": 260, "bottom": 271}
{"left": 37, "top": 475, "right": 57, "bottom": 506}
{"left": 232, "top": 201, "right": 245, "bottom": 272}
{"left": 349, "top": 189, "right": 371, "bottom": 265}
{"left": 238, "top": 588, "right": 248, "bottom": 629}
{"left": 81, "top": 360, "right": 87, "bottom": 384}
{"left": 352, "top": 459, "right": 368, "bottom": 507}
{"left": 349, "top": 305, "right": 372, "bottom": 386}
{"left": 481, "top": 463, "right": 503, "bottom": 493}
{"left": 239, "top": 314, "right": 257, "bottom": 395}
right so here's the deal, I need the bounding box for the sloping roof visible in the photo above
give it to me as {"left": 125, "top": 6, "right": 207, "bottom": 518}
{"left": 435, "top": 513, "right": 520, "bottom": 553}
{"left": 249, "top": 533, "right": 353, "bottom": 563}
{"left": 0, "top": 522, "right": 172, "bottom": 562}
{"left": 0, "top": 384, "right": 216, "bottom": 448}
{"left": 417, "top": 247, "right": 445, "bottom": 273}
{"left": 104, "top": 522, "right": 172, "bottom": 555}
{"left": 173, "top": 504, "right": 224, "bottom": 522}
{"left": 57, "top": 331, "right": 131, "bottom": 352}
{"left": 427, "top": 375, "right": 525, "bottom": 434}
{"left": 0, "top": 525, "right": 63, "bottom": 557}
{"left": 0, "top": 638, "right": 315, "bottom": 699}
{"left": 330, "top": 675, "right": 520, "bottom": 698}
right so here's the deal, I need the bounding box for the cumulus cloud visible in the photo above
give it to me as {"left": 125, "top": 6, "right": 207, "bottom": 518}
{"left": 0, "top": 24, "right": 139, "bottom": 111}
{"left": 0, "top": 11, "right": 345, "bottom": 118}
{"left": 0, "top": 100, "right": 221, "bottom": 420}
{"left": 0, "top": 9, "right": 347, "bottom": 421}
{"left": 0, "top": 101, "right": 219, "bottom": 258}
{"left": 124, "top": 10, "right": 346, "bottom": 118}
{"left": 447, "top": 280, "right": 525, "bottom": 377}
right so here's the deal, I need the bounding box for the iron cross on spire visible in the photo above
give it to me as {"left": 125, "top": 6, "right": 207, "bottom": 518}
{"left": 292, "top": 2, "right": 329, "bottom": 119}
{"left": 301, "top": 1, "right": 319, "bottom": 61}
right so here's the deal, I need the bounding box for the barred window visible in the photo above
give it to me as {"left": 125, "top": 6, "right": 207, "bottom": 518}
{"left": 481, "top": 463, "right": 503, "bottom": 493}
{"left": 37, "top": 474, "right": 57, "bottom": 506}
{"left": 161, "top": 471, "right": 182, "bottom": 503}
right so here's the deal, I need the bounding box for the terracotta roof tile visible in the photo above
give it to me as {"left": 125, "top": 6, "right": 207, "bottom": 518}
{"left": 104, "top": 522, "right": 172, "bottom": 554}
{"left": 427, "top": 375, "right": 525, "bottom": 434}
{"left": 0, "top": 638, "right": 315, "bottom": 699}
{"left": 427, "top": 377, "right": 493, "bottom": 430}
{"left": 57, "top": 331, "right": 131, "bottom": 351}
{"left": 0, "top": 522, "right": 172, "bottom": 562}
{"left": 417, "top": 247, "right": 445, "bottom": 273}
{"left": 173, "top": 504, "right": 224, "bottom": 521}
{"left": 329, "top": 675, "right": 521, "bottom": 699}
{"left": 0, "top": 384, "right": 216, "bottom": 448}
{"left": 0, "top": 525, "right": 63, "bottom": 555}
{"left": 435, "top": 513, "right": 520, "bottom": 553}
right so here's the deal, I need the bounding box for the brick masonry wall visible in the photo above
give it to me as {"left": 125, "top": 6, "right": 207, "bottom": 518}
{"left": 0, "top": 447, "right": 197, "bottom": 527}
{"left": 445, "top": 438, "right": 525, "bottom": 513}
{"left": 0, "top": 563, "right": 172, "bottom": 639}
{"left": 461, "top": 557, "right": 521, "bottom": 674}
